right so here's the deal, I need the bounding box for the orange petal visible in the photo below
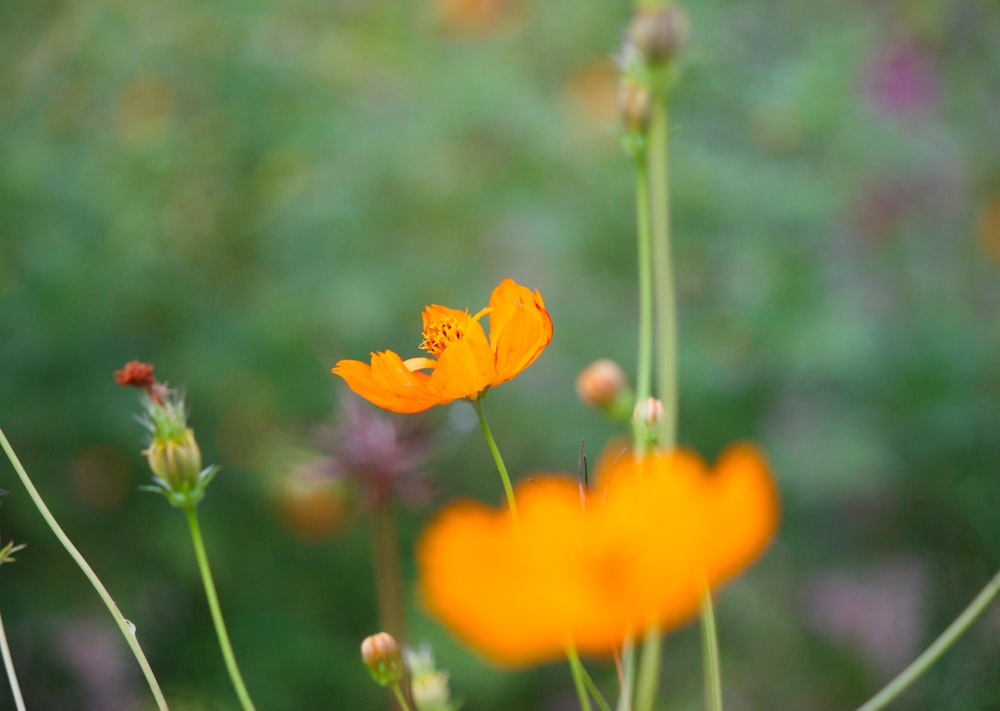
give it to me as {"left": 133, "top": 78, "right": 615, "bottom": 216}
{"left": 699, "top": 443, "right": 779, "bottom": 587}
{"left": 332, "top": 351, "right": 443, "bottom": 413}
{"left": 487, "top": 279, "right": 553, "bottom": 383}
{"left": 430, "top": 334, "right": 498, "bottom": 401}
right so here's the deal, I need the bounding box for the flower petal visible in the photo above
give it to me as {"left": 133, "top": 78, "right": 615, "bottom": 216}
{"left": 333, "top": 351, "right": 443, "bottom": 414}
{"left": 487, "top": 279, "right": 553, "bottom": 384}
{"left": 430, "top": 334, "right": 498, "bottom": 401}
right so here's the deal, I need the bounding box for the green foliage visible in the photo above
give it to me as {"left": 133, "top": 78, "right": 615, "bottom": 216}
{"left": 1, "top": 0, "right": 999, "bottom": 709}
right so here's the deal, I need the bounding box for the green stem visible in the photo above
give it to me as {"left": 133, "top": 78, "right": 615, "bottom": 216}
{"left": 391, "top": 682, "right": 415, "bottom": 711}
{"left": 635, "top": 626, "right": 661, "bottom": 711}
{"left": 567, "top": 645, "right": 614, "bottom": 711}
{"left": 616, "top": 639, "right": 635, "bottom": 711}
{"left": 700, "top": 591, "right": 723, "bottom": 711}
{"left": 649, "top": 100, "right": 677, "bottom": 452}
{"left": 371, "top": 500, "right": 407, "bottom": 647}
{"left": 634, "top": 155, "right": 655, "bottom": 457}
{"left": 0, "top": 426, "right": 169, "bottom": 711}
{"left": 472, "top": 398, "right": 518, "bottom": 522}
{"left": 567, "top": 645, "right": 594, "bottom": 711}
{"left": 856, "top": 567, "right": 1000, "bottom": 711}
{"left": 0, "top": 610, "right": 26, "bottom": 711}
{"left": 183, "top": 505, "right": 257, "bottom": 711}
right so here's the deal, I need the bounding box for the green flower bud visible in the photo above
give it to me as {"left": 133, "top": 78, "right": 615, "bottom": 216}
{"left": 145, "top": 427, "right": 203, "bottom": 490}
{"left": 361, "top": 632, "right": 404, "bottom": 687}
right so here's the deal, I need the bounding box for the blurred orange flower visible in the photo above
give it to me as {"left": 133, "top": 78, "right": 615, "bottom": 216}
{"left": 417, "top": 443, "right": 778, "bottom": 665}
{"left": 333, "top": 279, "right": 552, "bottom": 414}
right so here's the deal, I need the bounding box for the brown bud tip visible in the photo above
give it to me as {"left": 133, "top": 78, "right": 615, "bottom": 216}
{"left": 628, "top": 6, "right": 690, "bottom": 65}
{"left": 576, "top": 359, "right": 627, "bottom": 408}
{"left": 361, "top": 632, "right": 404, "bottom": 686}
{"left": 619, "top": 80, "right": 652, "bottom": 132}
{"left": 115, "top": 361, "right": 156, "bottom": 389}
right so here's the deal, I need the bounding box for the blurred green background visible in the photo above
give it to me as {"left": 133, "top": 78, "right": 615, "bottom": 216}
{"left": 2, "top": 0, "right": 999, "bottom": 709}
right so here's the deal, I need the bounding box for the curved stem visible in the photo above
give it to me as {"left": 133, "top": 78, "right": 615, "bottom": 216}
{"left": 391, "top": 682, "right": 415, "bottom": 711}
{"left": 183, "top": 505, "right": 257, "bottom": 711}
{"left": 0, "top": 610, "right": 26, "bottom": 711}
{"left": 567, "top": 645, "right": 614, "bottom": 711}
{"left": 700, "top": 591, "right": 723, "bottom": 711}
{"left": 856, "top": 567, "right": 1000, "bottom": 711}
{"left": 0, "top": 426, "right": 168, "bottom": 711}
{"left": 567, "top": 645, "right": 594, "bottom": 711}
{"left": 472, "top": 399, "right": 518, "bottom": 522}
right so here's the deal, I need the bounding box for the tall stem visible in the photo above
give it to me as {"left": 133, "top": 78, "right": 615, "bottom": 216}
{"left": 472, "top": 398, "right": 518, "bottom": 522}
{"left": 856, "top": 568, "right": 1000, "bottom": 711}
{"left": 700, "top": 591, "right": 723, "bottom": 711}
{"left": 0, "top": 426, "right": 169, "bottom": 711}
{"left": 371, "top": 500, "right": 407, "bottom": 646}
{"left": 649, "top": 102, "right": 677, "bottom": 452}
{"left": 0, "top": 610, "right": 26, "bottom": 711}
{"left": 183, "top": 505, "right": 257, "bottom": 711}
{"left": 635, "top": 154, "right": 655, "bottom": 458}
{"left": 635, "top": 626, "right": 661, "bottom": 711}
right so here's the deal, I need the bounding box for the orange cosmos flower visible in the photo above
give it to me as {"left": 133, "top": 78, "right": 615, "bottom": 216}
{"left": 416, "top": 443, "right": 778, "bottom": 666}
{"left": 333, "top": 279, "right": 552, "bottom": 413}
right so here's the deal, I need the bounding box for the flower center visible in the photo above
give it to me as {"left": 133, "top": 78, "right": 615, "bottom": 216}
{"left": 420, "top": 314, "right": 465, "bottom": 357}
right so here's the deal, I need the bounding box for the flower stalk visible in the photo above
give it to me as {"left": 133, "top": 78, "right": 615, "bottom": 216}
{"left": 0, "top": 610, "right": 25, "bottom": 711}
{"left": 472, "top": 398, "right": 518, "bottom": 522}
{"left": 184, "top": 504, "right": 257, "bottom": 711}
{"left": 0, "top": 426, "right": 169, "bottom": 711}
{"left": 855, "top": 567, "right": 1000, "bottom": 711}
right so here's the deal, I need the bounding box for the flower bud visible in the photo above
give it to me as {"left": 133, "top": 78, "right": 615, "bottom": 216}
{"left": 576, "top": 359, "right": 627, "bottom": 409}
{"left": 145, "top": 427, "right": 203, "bottom": 490}
{"left": 632, "top": 397, "right": 664, "bottom": 429}
{"left": 361, "top": 632, "right": 404, "bottom": 687}
{"left": 619, "top": 80, "right": 652, "bottom": 133}
{"left": 627, "top": 6, "right": 690, "bottom": 65}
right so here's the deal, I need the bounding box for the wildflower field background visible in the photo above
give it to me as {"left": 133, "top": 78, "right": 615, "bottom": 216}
{"left": 2, "top": 0, "right": 999, "bottom": 709}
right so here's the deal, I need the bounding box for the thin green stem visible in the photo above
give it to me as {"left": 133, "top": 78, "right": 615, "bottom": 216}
{"left": 856, "top": 567, "right": 1000, "bottom": 711}
{"left": 371, "top": 501, "right": 407, "bottom": 647}
{"left": 567, "top": 645, "right": 613, "bottom": 711}
{"left": 567, "top": 645, "right": 594, "bottom": 711}
{"left": 183, "top": 505, "right": 257, "bottom": 711}
{"left": 635, "top": 626, "right": 661, "bottom": 711}
{"left": 616, "top": 639, "right": 635, "bottom": 711}
{"left": 391, "top": 682, "right": 415, "bottom": 711}
{"left": 0, "top": 426, "right": 169, "bottom": 711}
{"left": 0, "top": 610, "right": 26, "bottom": 711}
{"left": 649, "top": 101, "right": 677, "bottom": 452}
{"left": 472, "top": 398, "right": 518, "bottom": 522}
{"left": 700, "top": 591, "right": 723, "bottom": 711}
{"left": 634, "top": 155, "right": 654, "bottom": 458}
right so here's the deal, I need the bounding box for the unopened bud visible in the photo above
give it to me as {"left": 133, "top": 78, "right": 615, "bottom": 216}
{"left": 361, "top": 632, "right": 404, "bottom": 687}
{"left": 632, "top": 397, "right": 664, "bottom": 429}
{"left": 145, "top": 428, "right": 203, "bottom": 490}
{"left": 576, "top": 359, "right": 627, "bottom": 409}
{"left": 627, "top": 6, "right": 690, "bottom": 65}
{"left": 619, "top": 80, "right": 652, "bottom": 133}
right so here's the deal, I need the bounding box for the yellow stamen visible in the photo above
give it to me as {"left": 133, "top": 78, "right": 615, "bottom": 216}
{"left": 420, "top": 313, "right": 466, "bottom": 357}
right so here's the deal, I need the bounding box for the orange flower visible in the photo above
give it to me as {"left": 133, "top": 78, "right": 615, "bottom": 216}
{"left": 416, "top": 443, "right": 778, "bottom": 666}
{"left": 332, "top": 279, "right": 552, "bottom": 413}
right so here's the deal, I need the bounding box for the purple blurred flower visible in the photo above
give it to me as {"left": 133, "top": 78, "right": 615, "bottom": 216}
{"left": 863, "top": 39, "right": 939, "bottom": 119}
{"left": 319, "top": 396, "right": 437, "bottom": 511}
